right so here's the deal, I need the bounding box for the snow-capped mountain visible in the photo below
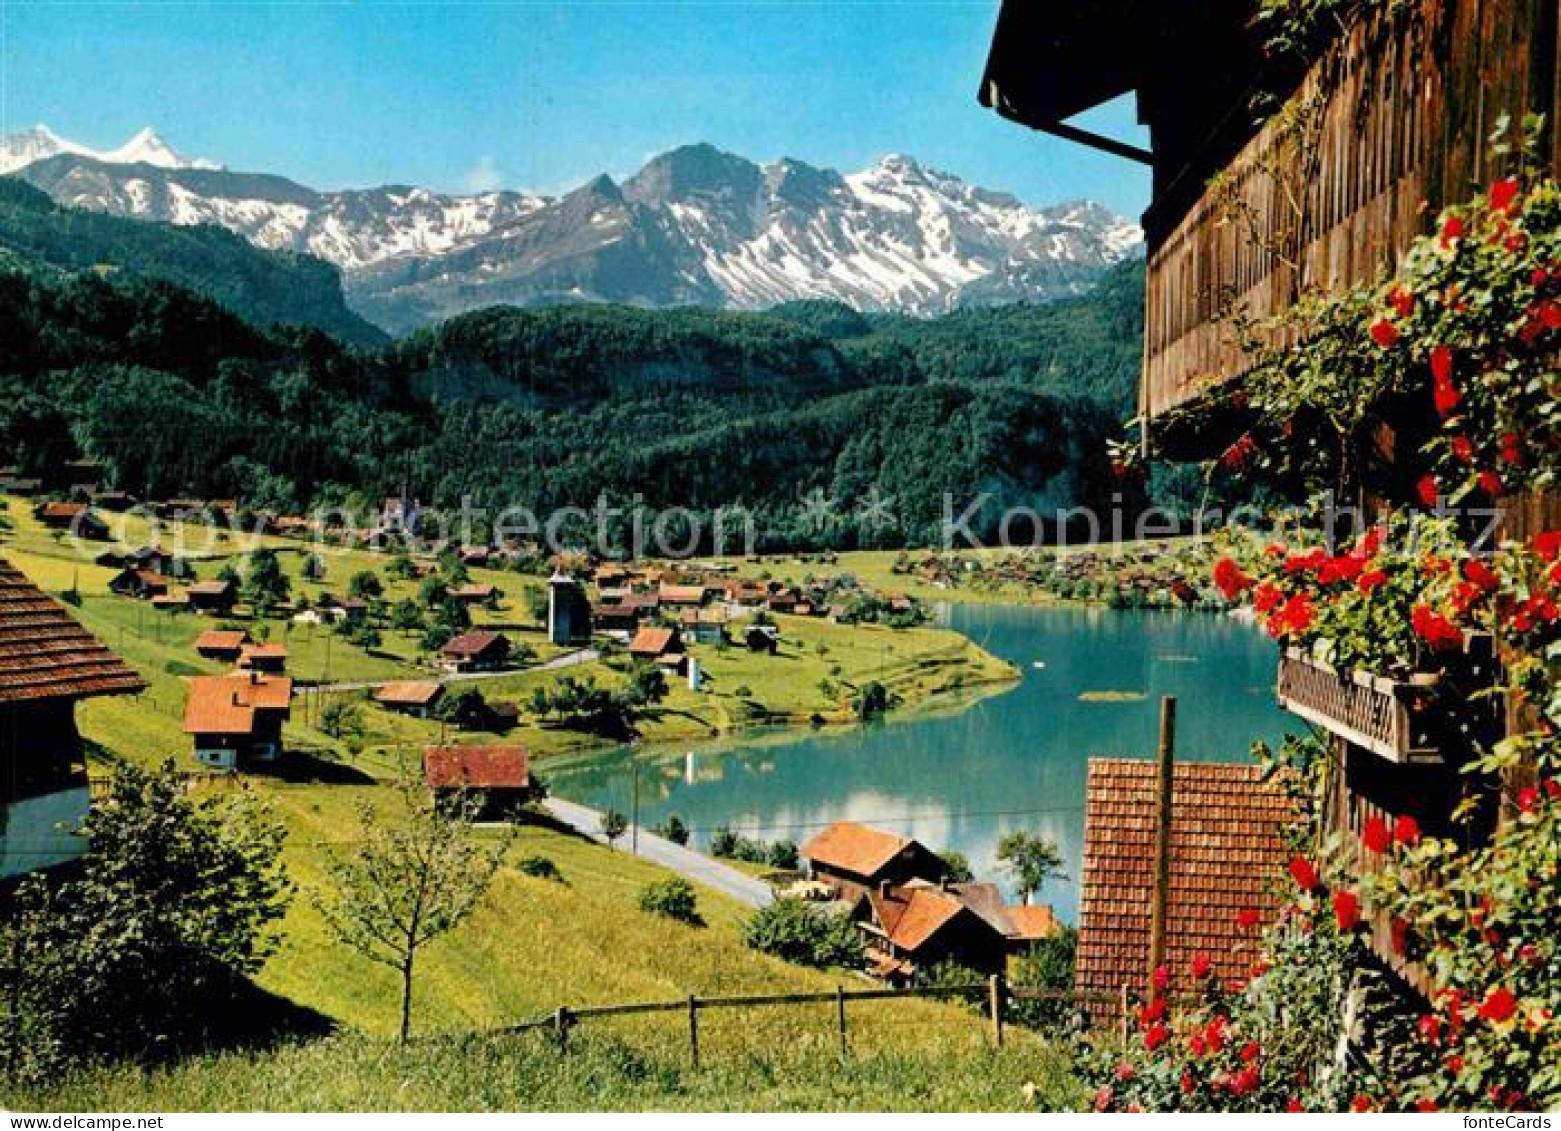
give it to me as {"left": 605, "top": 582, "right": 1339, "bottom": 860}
{"left": 0, "top": 125, "right": 220, "bottom": 175}
{"left": 6, "top": 129, "right": 1142, "bottom": 332}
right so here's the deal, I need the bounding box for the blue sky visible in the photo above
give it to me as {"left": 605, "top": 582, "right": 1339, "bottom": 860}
{"left": 0, "top": 1, "right": 1150, "bottom": 217}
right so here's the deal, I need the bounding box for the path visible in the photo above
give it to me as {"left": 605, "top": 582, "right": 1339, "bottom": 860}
{"left": 305, "top": 646, "right": 600, "bottom": 693}
{"left": 541, "top": 796, "right": 775, "bottom": 909}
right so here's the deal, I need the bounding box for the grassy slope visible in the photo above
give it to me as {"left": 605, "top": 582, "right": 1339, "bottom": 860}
{"left": 0, "top": 495, "right": 1060, "bottom": 1110}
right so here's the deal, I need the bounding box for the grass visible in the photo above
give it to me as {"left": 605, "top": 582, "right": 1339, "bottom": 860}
{"left": 9, "top": 1026, "right": 1087, "bottom": 1112}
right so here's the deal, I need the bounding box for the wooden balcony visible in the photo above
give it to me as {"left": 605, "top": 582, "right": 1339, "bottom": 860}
{"left": 1141, "top": 0, "right": 1560, "bottom": 431}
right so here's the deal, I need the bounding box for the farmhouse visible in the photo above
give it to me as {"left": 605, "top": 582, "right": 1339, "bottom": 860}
{"left": 450, "top": 582, "right": 501, "bottom": 606}
{"left": 237, "top": 643, "right": 288, "bottom": 674}
{"left": 854, "top": 881, "right": 1010, "bottom": 986}
{"left": 628, "top": 626, "right": 684, "bottom": 668}
{"left": 182, "top": 672, "right": 294, "bottom": 769}
{"left": 439, "top": 630, "right": 511, "bottom": 673}
{"left": 186, "top": 579, "right": 237, "bottom": 615}
{"left": 33, "top": 502, "right": 108, "bottom": 540}
{"left": 591, "top": 603, "right": 639, "bottom": 638}
{"left": 423, "top": 744, "right": 536, "bottom": 818}
{"left": 108, "top": 568, "right": 170, "bottom": 600}
{"left": 676, "top": 607, "right": 728, "bottom": 645}
{"left": 800, "top": 821, "right": 946, "bottom": 902}
{"left": 657, "top": 583, "right": 708, "bottom": 608}
{"left": 374, "top": 680, "right": 445, "bottom": 717}
{"left": 193, "top": 628, "right": 252, "bottom": 663}
{"left": 151, "top": 593, "right": 190, "bottom": 613}
{"left": 0, "top": 557, "right": 144, "bottom": 879}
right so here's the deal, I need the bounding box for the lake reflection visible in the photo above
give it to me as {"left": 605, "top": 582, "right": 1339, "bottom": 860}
{"left": 547, "top": 605, "right": 1295, "bottom": 921}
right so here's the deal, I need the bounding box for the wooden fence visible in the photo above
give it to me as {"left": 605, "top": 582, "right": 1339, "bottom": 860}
{"left": 478, "top": 977, "right": 1129, "bottom": 1067}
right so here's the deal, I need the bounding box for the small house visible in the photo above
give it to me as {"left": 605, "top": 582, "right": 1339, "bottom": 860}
{"left": 151, "top": 593, "right": 190, "bottom": 613}
{"left": 186, "top": 579, "right": 237, "bottom": 615}
{"left": 855, "top": 882, "right": 1011, "bottom": 986}
{"left": 194, "top": 628, "right": 252, "bottom": 663}
{"left": 181, "top": 672, "right": 293, "bottom": 769}
{"left": 800, "top": 821, "right": 947, "bottom": 902}
{"left": 677, "top": 607, "right": 728, "bottom": 645}
{"left": 591, "top": 603, "right": 640, "bottom": 639}
{"left": 439, "top": 630, "right": 512, "bottom": 673}
{"left": 658, "top": 583, "right": 708, "bottom": 608}
{"left": 237, "top": 643, "right": 288, "bottom": 674}
{"left": 34, "top": 502, "right": 108, "bottom": 540}
{"left": 423, "top": 744, "right": 537, "bottom": 818}
{"left": 628, "top": 626, "right": 685, "bottom": 668}
{"left": 108, "top": 568, "right": 170, "bottom": 601}
{"left": 450, "top": 582, "right": 501, "bottom": 607}
{"left": 373, "top": 680, "right": 445, "bottom": 718}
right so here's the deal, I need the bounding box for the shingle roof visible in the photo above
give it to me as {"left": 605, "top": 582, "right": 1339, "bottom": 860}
{"left": 869, "top": 885, "right": 967, "bottom": 952}
{"left": 194, "top": 630, "right": 251, "bottom": 653}
{"left": 1077, "top": 758, "right": 1294, "bottom": 1002}
{"left": 423, "top": 745, "right": 531, "bottom": 789}
{"left": 628, "top": 627, "right": 679, "bottom": 656}
{"left": 801, "top": 821, "right": 913, "bottom": 879}
{"left": 440, "top": 630, "right": 508, "bottom": 657}
{"left": 0, "top": 557, "right": 145, "bottom": 704}
{"left": 374, "top": 680, "right": 444, "bottom": 707}
{"left": 181, "top": 673, "right": 293, "bottom": 735}
{"left": 1006, "top": 904, "right": 1061, "bottom": 942}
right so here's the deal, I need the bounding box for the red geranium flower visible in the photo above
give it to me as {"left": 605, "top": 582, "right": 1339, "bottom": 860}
{"left": 1361, "top": 815, "right": 1391, "bottom": 854}
{"left": 1252, "top": 583, "right": 1283, "bottom": 614}
{"left": 1191, "top": 953, "right": 1212, "bottom": 979}
{"left": 1500, "top": 432, "right": 1523, "bottom": 465}
{"left": 1478, "top": 470, "right": 1504, "bottom": 497}
{"left": 1417, "top": 1014, "right": 1442, "bottom": 1043}
{"left": 1478, "top": 987, "right": 1519, "bottom": 1023}
{"left": 1357, "top": 569, "right": 1388, "bottom": 595}
{"left": 1212, "top": 557, "right": 1253, "bottom": 600}
{"left": 1518, "top": 786, "right": 1540, "bottom": 813}
{"left": 1533, "top": 531, "right": 1561, "bottom": 562}
{"left": 1412, "top": 604, "right": 1463, "bottom": 651}
{"left": 1451, "top": 435, "right": 1475, "bottom": 464}
{"left": 1370, "top": 318, "right": 1401, "bottom": 348}
{"left": 1144, "top": 1021, "right": 1171, "bottom": 1052}
{"left": 1239, "top": 1040, "right": 1261, "bottom": 1063}
{"left": 1229, "top": 1067, "right": 1261, "bottom": 1096}
{"left": 1387, "top": 285, "right": 1415, "bottom": 318}
{"left": 1417, "top": 474, "right": 1441, "bottom": 508}
{"left": 1433, "top": 375, "right": 1460, "bottom": 417}
{"left": 1394, "top": 814, "right": 1421, "bottom": 846}
{"left": 1463, "top": 559, "right": 1500, "bottom": 592}
{"left": 1415, "top": 1100, "right": 1439, "bottom": 1113}
{"left": 1288, "top": 856, "right": 1320, "bottom": 891}
{"left": 1151, "top": 964, "right": 1169, "bottom": 993}
{"left": 1430, "top": 344, "right": 1454, "bottom": 385}
{"left": 1441, "top": 215, "right": 1467, "bottom": 248}
{"left": 1235, "top": 908, "right": 1262, "bottom": 931}
{"left": 1490, "top": 176, "right": 1522, "bottom": 215}
{"left": 1333, "top": 889, "right": 1362, "bottom": 931}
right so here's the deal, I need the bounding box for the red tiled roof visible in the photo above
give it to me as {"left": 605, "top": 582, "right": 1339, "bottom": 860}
{"left": 238, "top": 643, "right": 288, "bottom": 662}
{"left": 423, "top": 745, "right": 531, "bottom": 789}
{"left": 194, "top": 629, "right": 250, "bottom": 653}
{"left": 440, "top": 630, "right": 508, "bottom": 657}
{"left": 1007, "top": 904, "right": 1061, "bottom": 942}
{"left": 869, "top": 885, "right": 966, "bottom": 952}
{"left": 628, "top": 627, "right": 680, "bottom": 656}
{"left": 37, "top": 502, "right": 88, "bottom": 520}
{"left": 182, "top": 673, "right": 293, "bottom": 735}
{"left": 801, "top": 821, "right": 913, "bottom": 879}
{"left": 0, "top": 557, "right": 145, "bottom": 704}
{"left": 1077, "top": 758, "right": 1294, "bottom": 1002}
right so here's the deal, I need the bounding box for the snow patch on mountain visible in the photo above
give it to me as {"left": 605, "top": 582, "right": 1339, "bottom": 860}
{"left": 0, "top": 124, "right": 219, "bottom": 175}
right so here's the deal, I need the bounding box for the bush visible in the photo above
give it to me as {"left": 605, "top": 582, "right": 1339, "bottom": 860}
{"left": 1008, "top": 927, "right": 1078, "bottom": 1031}
{"left": 654, "top": 814, "right": 689, "bottom": 846}
{"left": 637, "top": 878, "right": 703, "bottom": 926}
{"left": 516, "top": 855, "right": 563, "bottom": 883}
{"left": 742, "top": 898, "right": 863, "bottom": 969}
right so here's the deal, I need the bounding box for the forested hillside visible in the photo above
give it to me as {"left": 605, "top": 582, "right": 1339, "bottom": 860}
{"left": 0, "top": 179, "right": 386, "bottom": 346}
{"left": 0, "top": 257, "right": 1146, "bottom": 550}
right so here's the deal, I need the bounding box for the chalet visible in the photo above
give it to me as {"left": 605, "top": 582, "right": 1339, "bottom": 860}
{"left": 182, "top": 672, "right": 293, "bottom": 769}
{"left": 237, "top": 643, "right": 288, "bottom": 674}
{"left": 0, "top": 557, "right": 144, "bottom": 879}
{"left": 90, "top": 491, "right": 136, "bottom": 512}
{"left": 800, "top": 821, "right": 946, "bottom": 902}
{"left": 1076, "top": 759, "right": 1292, "bottom": 1015}
{"left": 97, "top": 545, "right": 177, "bottom": 574}
{"left": 151, "top": 593, "right": 190, "bottom": 613}
{"left": 270, "top": 515, "right": 315, "bottom": 538}
{"left": 591, "top": 603, "right": 640, "bottom": 638}
{"left": 450, "top": 582, "right": 501, "bottom": 607}
{"left": 186, "top": 579, "right": 237, "bottom": 615}
{"left": 108, "top": 568, "right": 170, "bottom": 600}
{"left": 676, "top": 607, "right": 728, "bottom": 645}
{"left": 33, "top": 502, "right": 109, "bottom": 540}
{"left": 373, "top": 680, "right": 445, "bottom": 718}
{"left": 658, "top": 583, "right": 708, "bottom": 608}
{"left": 194, "top": 628, "right": 252, "bottom": 663}
{"left": 854, "top": 881, "right": 1011, "bottom": 985}
{"left": 439, "top": 630, "right": 512, "bottom": 673}
{"left": 766, "top": 591, "right": 799, "bottom": 615}
{"left": 628, "top": 626, "right": 685, "bottom": 667}
{"left": 459, "top": 546, "right": 492, "bottom": 567}
{"left": 423, "top": 744, "right": 537, "bottom": 818}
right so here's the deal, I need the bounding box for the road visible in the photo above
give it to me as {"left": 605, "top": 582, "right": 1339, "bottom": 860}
{"left": 541, "top": 796, "right": 775, "bottom": 909}
{"left": 305, "top": 646, "right": 600, "bottom": 694}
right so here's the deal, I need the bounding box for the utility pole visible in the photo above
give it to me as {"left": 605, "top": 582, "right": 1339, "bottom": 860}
{"left": 1147, "top": 695, "right": 1177, "bottom": 997}
{"left": 631, "top": 759, "right": 641, "bottom": 856}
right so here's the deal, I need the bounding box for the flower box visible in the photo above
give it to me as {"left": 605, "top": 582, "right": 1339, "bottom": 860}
{"left": 1276, "top": 648, "right": 1446, "bottom": 764}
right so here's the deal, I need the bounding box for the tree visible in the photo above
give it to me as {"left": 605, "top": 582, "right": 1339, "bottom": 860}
{"left": 348, "top": 569, "right": 383, "bottom": 600}
{"left": 301, "top": 552, "right": 326, "bottom": 581}
{"left": 655, "top": 814, "right": 690, "bottom": 846}
{"left": 996, "top": 830, "right": 1065, "bottom": 905}
{"left": 0, "top": 762, "right": 288, "bottom": 1077}
{"left": 417, "top": 575, "right": 449, "bottom": 608}
{"left": 599, "top": 808, "right": 629, "bottom": 848}
{"left": 941, "top": 849, "right": 975, "bottom": 883}
{"left": 314, "top": 780, "right": 508, "bottom": 1042}
{"left": 242, "top": 548, "right": 291, "bottom": 613}
{"left": 856, "top": 680, "right": 890, "bottom": 720}
{"left": 742, "top": 898, "right": 863, "bottom": 969}
{"left": 638, "top": 878, "right": 703, "bottom": 926}
{"left": 390, "top": 597, "right": 424, "bottom": 633}
{"left": 319, "top": 695, "right": 365, "bottom": 741}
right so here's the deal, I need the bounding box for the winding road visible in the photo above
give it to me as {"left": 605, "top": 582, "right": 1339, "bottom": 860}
{"left": 541, "top": 796, "right": 775, "bottom": 909}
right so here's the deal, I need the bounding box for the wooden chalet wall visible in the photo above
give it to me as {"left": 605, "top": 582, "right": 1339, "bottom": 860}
{"left": 1142, "top": 0, "right": 1561, "bottom": 427}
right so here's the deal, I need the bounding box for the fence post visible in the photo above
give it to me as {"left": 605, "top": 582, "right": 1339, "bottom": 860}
{"left": 835, "top": 985, "right": 848, "bottom": 1057}
{"left": 988, "top": 974, "right": 1004, "bottom": 1048}
{"left": 553, "top": 1006, "right": 571, "bottom": 1053}
{"left": 687, "top": 994, "right": 700, "bottom": 1069}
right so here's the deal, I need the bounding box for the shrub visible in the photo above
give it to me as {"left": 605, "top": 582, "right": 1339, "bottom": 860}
{"left": 742, "top": 898, "right": 863, "bottom": 969}
{"left": 515, "top": 855, "right": 563, "bottom": 882}
{"left": 637, "top": 878, "right": 703, "bottom": 926}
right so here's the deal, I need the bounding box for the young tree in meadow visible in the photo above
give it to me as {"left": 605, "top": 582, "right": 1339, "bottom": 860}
{"left": 600, "top": 808, "right": 629, "bottom": 849}
{"left": 314, "top": 780, "right": 509, "bottom": 1042}
{"left": 347, "top": 569, "right": 383, "bottom": 600}
{"left": 996, "top": 830, "right": 1065, "bottom": 905}
{"left": 242, "top": 548, "right": 291, "bottom": 614}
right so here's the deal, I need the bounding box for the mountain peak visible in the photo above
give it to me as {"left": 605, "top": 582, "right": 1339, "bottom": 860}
{"left": 624, "top": 143, "right": 761, "bottom": 207}
{"left": 0, "top": 124, "right": 220, "bottom": 175}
